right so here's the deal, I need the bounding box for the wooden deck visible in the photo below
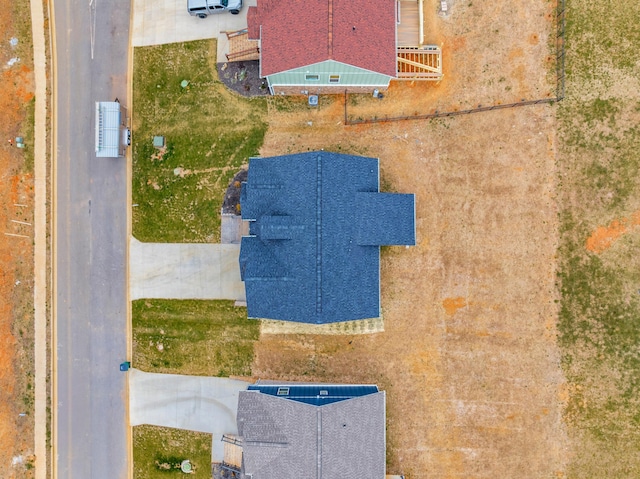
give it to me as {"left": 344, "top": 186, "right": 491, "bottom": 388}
{"left": 397, "top": 0, "right": 420, "bottom": 47}
{"left": 397, "top": 46, "right": 443, "bottom": 80}
{"left": 396, "top": 1, "right": 443, "bottom": 81}
{"left": 225, "top": 29, "right": 260, "bottom": 62}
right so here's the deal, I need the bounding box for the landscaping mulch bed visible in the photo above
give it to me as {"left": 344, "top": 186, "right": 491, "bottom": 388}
{"left": 222, "top": 168, "right": 247, "bottom": 215}
{"left": 217, "top": 61, "right": 269, "bottom": 97}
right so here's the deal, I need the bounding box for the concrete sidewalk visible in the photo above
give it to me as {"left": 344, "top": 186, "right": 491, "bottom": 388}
{"left": 132, "top": 0, "right": 258, "bottom": 61}
{"left": 29, "top": 0, "right": 48, "bottom": 475}
{"left": 129, "top": 369, "right": 249, "bottom": 461}
{"left": 129, "top": 237, "right": 245, "bottom": 301}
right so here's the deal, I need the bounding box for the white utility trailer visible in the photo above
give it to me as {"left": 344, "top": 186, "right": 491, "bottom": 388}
{"left": 95, "top": 101, "right": 131, "bottom": 157}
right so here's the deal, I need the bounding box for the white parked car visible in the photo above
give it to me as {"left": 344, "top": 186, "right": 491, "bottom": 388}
{"left": 187, "top": 0, "right": 242, "bottom": 18}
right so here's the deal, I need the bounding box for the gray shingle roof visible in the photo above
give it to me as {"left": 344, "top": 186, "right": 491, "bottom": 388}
{"left": 236, "top": 387, "right": 386, "bottom": 479}
{"left": 239, "top": 151, "right": 415, "bottom": 324}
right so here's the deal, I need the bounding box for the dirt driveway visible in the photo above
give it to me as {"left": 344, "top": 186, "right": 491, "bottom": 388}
{"left": 249, "top": 0, "right": 568, "bottom": 477}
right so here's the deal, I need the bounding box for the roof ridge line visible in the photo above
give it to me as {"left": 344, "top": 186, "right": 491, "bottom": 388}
{"left": 315, "top": 155, "right": 323, "bottom": 314}
{"left": 328, "top": 0, "right": 333, "bottom": 58}
{"left": 317, "top": 408, "right": 322, "bottom": 479}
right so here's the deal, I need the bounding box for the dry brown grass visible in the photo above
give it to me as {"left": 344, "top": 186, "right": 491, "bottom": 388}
{"left": 254, "top": 106, "right": 566, "bottom": 478}
{"left": 344, "top": 0, "right": 556, "bottom": 123}
{"left": 249, "top": 1, "right": 569, "bottom": 477}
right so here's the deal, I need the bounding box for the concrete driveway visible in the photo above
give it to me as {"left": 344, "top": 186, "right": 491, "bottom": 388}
{"left": 129, "top": 369, "right": 249, "bottom": 461}
{"left": 130, "top": 237, "right": 245, "bottom": 301}
{"left": 132, "top": 0, "right": 258, "bottom": 58}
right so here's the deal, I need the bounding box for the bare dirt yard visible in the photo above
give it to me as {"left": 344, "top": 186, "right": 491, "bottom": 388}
{"left": 0, "top": 1, "right": 36, "bottom": 477}
{"left": 251, "top": 1, "right": 568, "bottom": 477}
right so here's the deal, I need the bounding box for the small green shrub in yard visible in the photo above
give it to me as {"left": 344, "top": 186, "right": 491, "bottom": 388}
{"left": 132, "top": 300, "right": 259, "bottom": 377}
{"left": 132, "top": 39, "right": 267, "bottom": 243}
{"left": 133, "top": 426, "right": 211, "bottom": 479}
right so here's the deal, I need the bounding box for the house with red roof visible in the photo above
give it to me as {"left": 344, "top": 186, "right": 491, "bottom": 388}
{"left": 245, "top": 0, "right": 442, "bottom": 95}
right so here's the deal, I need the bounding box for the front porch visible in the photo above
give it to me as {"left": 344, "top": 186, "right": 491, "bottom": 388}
{"left": 224, "top": 29, "right": 260, "bottom": 62}
{"left": 220, "top": 434, "right": 243, "bottom": 473}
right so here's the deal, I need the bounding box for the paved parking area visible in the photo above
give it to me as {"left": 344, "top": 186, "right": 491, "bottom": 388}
{"left": 129, "top": 369, "right": 249, "bottom": 461}
{"left": 130, "top": 238, "right": 245, "bottom": 301}
{"left": 132, "top": 0, "right": 258, "bottom": 59}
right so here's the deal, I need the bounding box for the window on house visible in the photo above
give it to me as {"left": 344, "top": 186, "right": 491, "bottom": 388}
{"left": 277, "top": 387, "right": 290, "bottom": 395}
{"left": 329, "top": 75, "right": 341, "bottom": 83}
{"left": 305, "top": 74, "right": 320, "bottom": 81}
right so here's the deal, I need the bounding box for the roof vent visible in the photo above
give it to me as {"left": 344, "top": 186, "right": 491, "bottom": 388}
{"left": 277, "top": 387, "right": 289, "bottom": 396}
{"left": 319, "top": 390, "right": 328, "bottom": 396}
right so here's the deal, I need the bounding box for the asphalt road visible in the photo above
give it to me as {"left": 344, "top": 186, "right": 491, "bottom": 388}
{"left": 54, "top": 0, "right": 131, "bottom": 477}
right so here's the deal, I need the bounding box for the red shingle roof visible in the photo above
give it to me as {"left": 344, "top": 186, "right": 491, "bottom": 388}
{"left": 250, "top": 0, "right": 397, "bottom": 77}
{"left": 247, "top": 6, "right": 260, "bottom": 40}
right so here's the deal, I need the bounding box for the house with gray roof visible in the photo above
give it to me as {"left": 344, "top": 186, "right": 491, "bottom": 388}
{"left": 221, "top": 383, "right": 386, "bottom": 478}
{"left": 239, "top": 151, "right": 416, "bottom": 324}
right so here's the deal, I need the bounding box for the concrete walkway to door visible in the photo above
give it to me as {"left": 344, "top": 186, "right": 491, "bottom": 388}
{"left": 129, "top": 369, "right": 250, "bottom": 461}
{"left": 130, "top": 237, "right": 245, "bottom": 301}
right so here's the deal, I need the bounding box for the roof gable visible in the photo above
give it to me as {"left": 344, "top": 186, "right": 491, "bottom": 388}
{"left": 247, "top": 384, "right": 380, "bottom": 406}
{"left": 355, "top": 192, "right": 417, "bottom": 246}
{"left": 249, "top": 0, "right": 397, "bottom": 77}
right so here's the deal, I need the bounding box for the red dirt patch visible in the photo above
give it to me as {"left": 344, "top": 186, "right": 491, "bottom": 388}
{"left": 0, "top": 2, "right": 36, "bottom": 477}
{"left": 585, "top": 210, "right": 640, "bottom": 253}
{"left": 442, "top": 296, "right": 467, "bottom": 316}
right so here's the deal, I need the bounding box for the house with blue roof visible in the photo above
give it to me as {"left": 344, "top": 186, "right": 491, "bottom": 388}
{"left": 220, "top": 382, "right": 386, "bottom": 478}
{"left": 239, "top": 151, "right": 416, "bottom": 324}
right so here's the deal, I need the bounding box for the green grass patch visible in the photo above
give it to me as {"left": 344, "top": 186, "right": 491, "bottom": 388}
{"left": 557, "top": 0, "right": 640, "bottom": 475}
{"left": 132, "top": 39, "right": 267, "bottom": 242}
{"left": 20, "top": 97, "right": 36, "bottom": 172}
{"left": 8, "top": 0, "right": 35, "bottom": 173}
{"left": 12, "top": 0, "right": 34, "bottom": 66}
{"left": 565, "top": 1, "right": 640, "bottom": 83}
{"left": 132, "top": 299, "right": 259, "bottom": 377}
{"left": 133, "top": 425, "right": 212, "bottom": 479}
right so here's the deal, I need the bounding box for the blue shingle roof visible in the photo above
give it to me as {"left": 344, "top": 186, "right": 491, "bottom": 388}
{"left": 247, "top": 384, "right": 380, "bottom": 406}
{"left": 355, "top": 192, "right": 416, "bottom": 246}
{"left": 240, "top": 151, "right": 415, "bottom": 324}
